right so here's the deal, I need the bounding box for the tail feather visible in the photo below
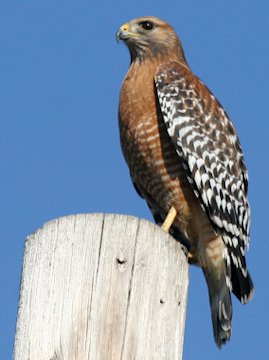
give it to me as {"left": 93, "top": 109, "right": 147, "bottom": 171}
{"left": 203, "top": 269, "right": 232, "bottom": 348}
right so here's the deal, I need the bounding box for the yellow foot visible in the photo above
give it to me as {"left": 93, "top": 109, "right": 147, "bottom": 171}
{"left": 161, "top": 206, "right": 177, "bottom": 232}
{"left": 187, "top": 251, "right": 197, "bottom": 264}
{"left": 187, "top": 252, "right": 194, "bottom": 260}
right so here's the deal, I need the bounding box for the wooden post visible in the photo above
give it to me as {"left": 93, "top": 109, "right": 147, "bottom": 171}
{"left": 14, "top": 214, "right": 189, "bottom": 360}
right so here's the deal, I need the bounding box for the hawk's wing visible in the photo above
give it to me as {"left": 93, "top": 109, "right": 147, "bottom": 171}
{"left": 155, "top": 61, "right": 251, "bottom": 299}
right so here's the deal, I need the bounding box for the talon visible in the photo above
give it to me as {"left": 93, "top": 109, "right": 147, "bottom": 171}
{"left": 161, "top": 206, "right": 177, "bottom": 232}
{"left": 187, "top": 251, "right": 197, "bottom": 264}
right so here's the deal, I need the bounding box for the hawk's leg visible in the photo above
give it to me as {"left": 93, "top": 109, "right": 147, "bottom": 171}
{"left": 161, "top": 206, "right": 194, "bottom": 262}
{"left": 161, "top": 206, "right": 177, "bottom": 232}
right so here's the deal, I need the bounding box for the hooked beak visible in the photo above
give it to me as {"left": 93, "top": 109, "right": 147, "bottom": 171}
{"left": 116, "top": 23, "right": 138, "bottom": 43}
{"left": 116, "top": 23, "right": 129, "bottom": 43}
{"left": 116, "top": 28, "right": 125, "bottom": 43}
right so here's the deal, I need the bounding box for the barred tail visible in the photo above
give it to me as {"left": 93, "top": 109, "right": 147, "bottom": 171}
{"left": 203, "top": 268, "right": 232, "bottom": 348}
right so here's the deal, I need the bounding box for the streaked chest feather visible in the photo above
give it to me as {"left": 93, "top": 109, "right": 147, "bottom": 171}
{"left": 119, "top": 61, "right": 190, "bottom": 204}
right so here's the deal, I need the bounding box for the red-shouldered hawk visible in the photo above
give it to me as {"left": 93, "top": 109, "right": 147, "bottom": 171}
{"left": 117, "top": 16, "right": 254, "bottom": 347}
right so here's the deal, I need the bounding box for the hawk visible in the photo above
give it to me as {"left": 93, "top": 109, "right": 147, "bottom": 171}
{"left": 116, "top": 16, "right": 254, "bottom": 347}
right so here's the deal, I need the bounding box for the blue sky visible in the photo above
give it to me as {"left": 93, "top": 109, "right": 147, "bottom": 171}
{"left": 1, "top": 1, "right": 268, "bottom": 358}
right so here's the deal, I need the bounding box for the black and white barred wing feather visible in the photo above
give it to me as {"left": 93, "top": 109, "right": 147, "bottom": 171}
{"left": 155, "top": 61, "right": 254, "bottom": 303}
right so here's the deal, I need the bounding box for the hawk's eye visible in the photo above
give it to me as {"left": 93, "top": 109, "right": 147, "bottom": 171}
{"left": 139, "top": 21, "right": 154, "bottom": 31}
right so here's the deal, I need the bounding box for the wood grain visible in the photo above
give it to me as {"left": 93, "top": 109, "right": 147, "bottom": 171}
{"left": 14, "top": 214, "right": 189, "bottom": 360}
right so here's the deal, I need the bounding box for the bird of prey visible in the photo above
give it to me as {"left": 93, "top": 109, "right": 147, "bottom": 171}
{"left": 117, "top": 16, "right": 254, "bottom": 347}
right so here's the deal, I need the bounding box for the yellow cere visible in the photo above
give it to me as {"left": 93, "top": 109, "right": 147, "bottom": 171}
{"left": 120, "top": 23, "right": 129, "bottom": 31}
{"left": 120, "top": 23, "right": 139, "bottom": 37}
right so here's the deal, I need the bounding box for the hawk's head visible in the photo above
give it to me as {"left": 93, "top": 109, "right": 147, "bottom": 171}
{"left": 116, "top": 16, "right": 186, "bottom": 63}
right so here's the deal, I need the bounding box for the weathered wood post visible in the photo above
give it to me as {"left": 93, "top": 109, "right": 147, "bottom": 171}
{"left": 14, "top": 213, "right": 189, "bottom": 360}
